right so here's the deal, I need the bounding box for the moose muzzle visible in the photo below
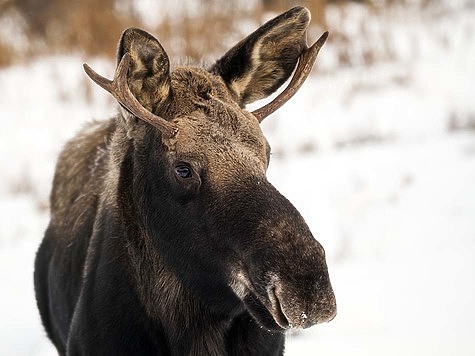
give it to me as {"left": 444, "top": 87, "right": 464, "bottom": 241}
{"left": 229, "top": 181, "right": 337, "bottom": 331}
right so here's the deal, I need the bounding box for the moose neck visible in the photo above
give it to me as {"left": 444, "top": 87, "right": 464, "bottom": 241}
{"left": 108, "top": 123, "right": 235, "bottom": 353}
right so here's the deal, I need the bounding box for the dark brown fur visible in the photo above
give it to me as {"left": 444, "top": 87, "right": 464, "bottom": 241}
{"left": 34, "top": 7, "right": 336, "bottom": 355}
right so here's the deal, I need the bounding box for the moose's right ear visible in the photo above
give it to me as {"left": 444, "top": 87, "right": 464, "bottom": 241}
{"left": 117, "top": 28, "right": 172, "bottom": 115}
{"left": 211, "top": 6, "right": 310, "bottom": 106}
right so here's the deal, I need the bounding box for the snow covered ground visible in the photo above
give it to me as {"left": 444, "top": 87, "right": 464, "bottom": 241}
{"left": 1, "top": 1, "right": 474, "bottom": 355}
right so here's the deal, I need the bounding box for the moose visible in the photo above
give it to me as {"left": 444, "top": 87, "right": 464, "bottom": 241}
{"left": 34, "top": 6, "right": 336, "bottom": 355}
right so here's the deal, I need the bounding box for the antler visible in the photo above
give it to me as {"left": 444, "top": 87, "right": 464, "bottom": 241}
{"left": 252, "top": 31, "right": 329, "bottom": 123}
{"left": 83, "top": 53, "right": 178, "bottom": 137}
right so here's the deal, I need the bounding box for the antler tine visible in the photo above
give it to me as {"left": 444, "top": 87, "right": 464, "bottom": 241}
{"left": 252, "top": 31, "right": 329, "bottom": 123}
{"left": 83, "top": 54, "right": 178, "bottom": 138}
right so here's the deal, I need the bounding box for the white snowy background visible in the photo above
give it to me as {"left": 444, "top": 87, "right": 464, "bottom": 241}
{"left": 1, "top": 1, "right": 474, "bottom": 355}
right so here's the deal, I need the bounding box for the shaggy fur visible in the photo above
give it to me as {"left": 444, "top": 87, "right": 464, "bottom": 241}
{"left": 34, "top": 7, "right": 336, "bottom": 356}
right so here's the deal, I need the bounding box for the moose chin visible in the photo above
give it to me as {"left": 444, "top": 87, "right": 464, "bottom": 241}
{"left": 34, "top": 6, "right": 336, "bottom": 355}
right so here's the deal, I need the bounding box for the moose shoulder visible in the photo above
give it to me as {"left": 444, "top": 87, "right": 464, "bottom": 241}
{"left": 34, "top": 6, "right": 336, "bottom": 356}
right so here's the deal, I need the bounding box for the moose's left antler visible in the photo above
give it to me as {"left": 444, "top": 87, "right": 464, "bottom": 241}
{"left": 251, "top": 31, "right": 328, "bottom": 123}
{"left": 83, "top": 54, "right": 178, "bottom": 138}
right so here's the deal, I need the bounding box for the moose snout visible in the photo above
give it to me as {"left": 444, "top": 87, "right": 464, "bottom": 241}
{"left": 267, "top": 274, "right": 337, "bottom": 329}
{"left": 226, "top": 180, "right": 337, "bottom": 330}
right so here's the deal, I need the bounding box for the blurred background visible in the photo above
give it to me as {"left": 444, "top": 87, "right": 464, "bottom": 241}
{"left": 0, "top": 0, "right": 474, "bottom": 355}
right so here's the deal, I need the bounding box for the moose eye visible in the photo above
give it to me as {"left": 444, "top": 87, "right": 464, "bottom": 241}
{"left": 175, "top": 165, "right": 192, "bottom": 179}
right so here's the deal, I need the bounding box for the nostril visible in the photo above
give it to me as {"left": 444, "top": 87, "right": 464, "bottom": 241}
{"left": 263, "top": 274, "right": 337, "bottom": 329}
{"left": 269, "top": 286, "right": 290, "bottom": 329}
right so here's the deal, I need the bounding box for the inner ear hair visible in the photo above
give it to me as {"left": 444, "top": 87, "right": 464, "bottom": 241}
{"left": 117, "top": 28, "right": 172, "bottom": 115}
{"left": 211, "top": 6, "right": 311, "bottom": 105}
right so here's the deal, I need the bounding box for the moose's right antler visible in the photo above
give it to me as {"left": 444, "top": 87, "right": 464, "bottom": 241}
{"left": 83, "top": 54, "right": 178, "bottom": 138}
{"left": 251, "top": 31, "right": 329, "bottom": 123}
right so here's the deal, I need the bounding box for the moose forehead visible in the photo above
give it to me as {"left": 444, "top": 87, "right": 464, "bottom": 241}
{"left": 164, "top": 67, "right": 270, "bottom": 178}
{"left": 82, "top": 10, "right": 329, "bottom": 181}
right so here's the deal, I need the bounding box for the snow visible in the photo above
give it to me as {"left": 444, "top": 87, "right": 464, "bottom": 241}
{"left": 274, "top": 134, "right": 475, "bottom": 355}
{"left": 1, "top": 1, "right": 474, "bottom": 355}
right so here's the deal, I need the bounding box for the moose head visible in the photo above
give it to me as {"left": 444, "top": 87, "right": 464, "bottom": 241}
{"left": 83, "top": 6, "right": 336, "bottom": 331}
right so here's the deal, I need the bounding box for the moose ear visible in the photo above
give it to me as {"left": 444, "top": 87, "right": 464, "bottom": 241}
{"left": 211, "top": 6, "right": 310, "bottom": 105}
{"left": 117, "top": 28, "right": 172, "bottom": 115}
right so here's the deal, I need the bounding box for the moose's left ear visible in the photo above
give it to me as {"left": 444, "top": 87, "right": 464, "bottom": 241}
{"left": 117, "top": 28, "right": 172, "bottom": 115}
{"left": 211, "top": 6, "right": 310, "bottom": 105}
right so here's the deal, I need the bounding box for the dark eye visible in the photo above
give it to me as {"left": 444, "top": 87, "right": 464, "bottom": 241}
{"left": 175, "top": 165, "right": 192, "bottom": 179}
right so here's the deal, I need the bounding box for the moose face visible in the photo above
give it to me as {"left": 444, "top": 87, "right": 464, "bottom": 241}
{"left": 84, "top": 7, "right": 336, "bottom": 331}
